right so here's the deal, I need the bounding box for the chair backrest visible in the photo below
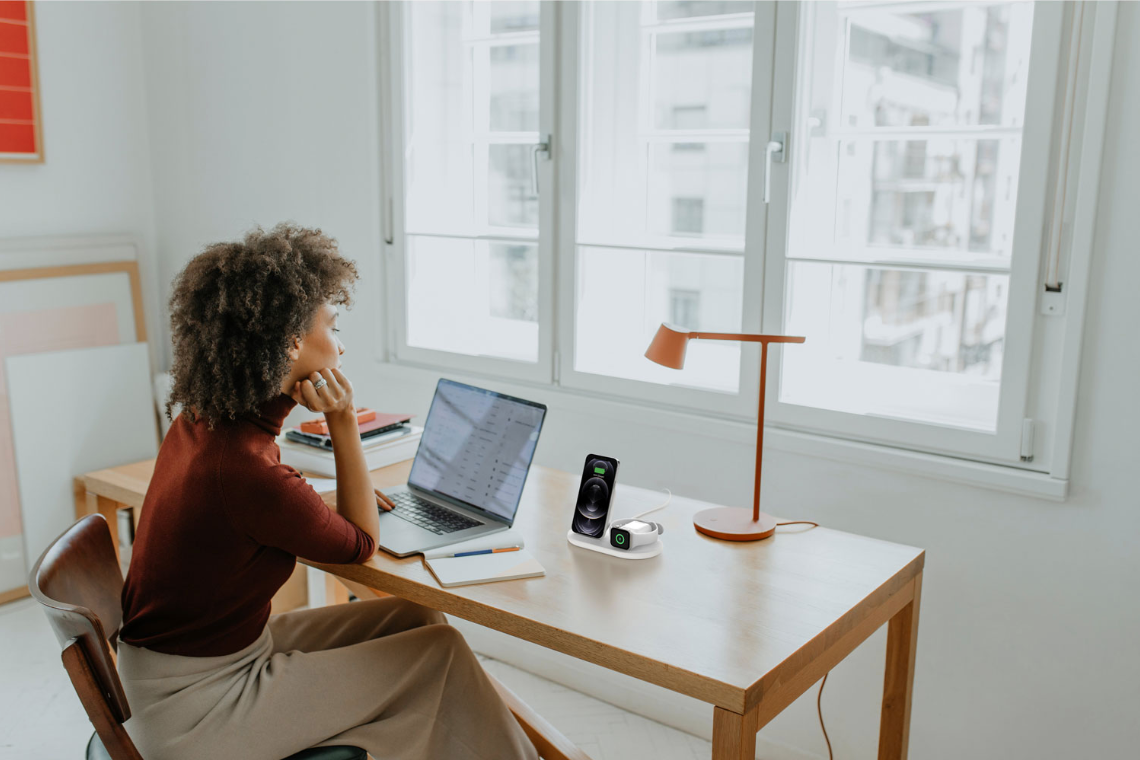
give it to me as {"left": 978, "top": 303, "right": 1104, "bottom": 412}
{"left": 30, "top": 514, "right": 143, "bottom": 760}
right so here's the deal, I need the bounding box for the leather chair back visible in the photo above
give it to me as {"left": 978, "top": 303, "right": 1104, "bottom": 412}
{"left": 30, "top": 514, "right": 142, "bottom": 760}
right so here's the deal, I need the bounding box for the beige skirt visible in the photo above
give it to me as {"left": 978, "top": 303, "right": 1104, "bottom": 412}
{"left": 116, "top": 597, "right": 536, "bottom": 760}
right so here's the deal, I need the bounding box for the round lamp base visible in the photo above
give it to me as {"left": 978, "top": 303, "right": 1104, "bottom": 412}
{"left": 693, "top": 507, "right": 777, "bottom": 542}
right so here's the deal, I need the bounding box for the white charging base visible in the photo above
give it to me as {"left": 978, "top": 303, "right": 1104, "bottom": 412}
{"left": 566, "top": 530, "right": 663, "bottom": 560}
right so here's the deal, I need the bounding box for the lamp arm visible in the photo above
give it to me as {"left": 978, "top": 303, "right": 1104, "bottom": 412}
{"left": 690, "top": 332, "right": 806, "bottom": 344}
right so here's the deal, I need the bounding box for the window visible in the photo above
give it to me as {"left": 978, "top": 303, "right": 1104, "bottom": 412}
{"left": 382, "top": 0, "right": 1104, "bottom": 474}
{"left": 567, "top": 1, "right": 755, "bottom": 399}
{"left": 762, "top": 1, "right": 1065, "bottom": 461}
{"left": 394, "top": 1, "right": 547, "bottom": 369}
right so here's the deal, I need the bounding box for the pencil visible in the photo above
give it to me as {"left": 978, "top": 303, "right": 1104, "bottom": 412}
{"left": 450, "top": 546, "right": 522, "bottom": 558}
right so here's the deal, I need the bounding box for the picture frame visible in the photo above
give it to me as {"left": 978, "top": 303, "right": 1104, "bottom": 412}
{"left": 0, "top": 238, "right": 148, "bottom": 601}
{"left": 0, "top": 0, "right": 44, "bottom": 163}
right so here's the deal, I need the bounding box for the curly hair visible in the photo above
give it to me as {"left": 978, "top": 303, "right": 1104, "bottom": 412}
{"left": 167, "top": 223, "right": 358, "bottom": 427}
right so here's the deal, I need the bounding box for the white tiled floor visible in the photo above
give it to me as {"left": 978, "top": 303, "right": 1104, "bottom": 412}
{"left": 0, "top": 597, "right": 715, "bottom": 760}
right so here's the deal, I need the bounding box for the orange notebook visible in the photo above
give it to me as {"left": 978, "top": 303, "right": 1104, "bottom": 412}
{"left": 299, "top": 409, "right": 412, "bottom": 437}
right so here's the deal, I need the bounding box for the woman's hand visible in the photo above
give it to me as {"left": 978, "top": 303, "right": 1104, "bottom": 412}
{"left": 291, "top": 368, "right": 354, "bottom": 416}
{"left": 375, "top": 488, "right": 395, "bottom": 512}
{"left": 293, "top": 366, "right": 379, "bottom": 549}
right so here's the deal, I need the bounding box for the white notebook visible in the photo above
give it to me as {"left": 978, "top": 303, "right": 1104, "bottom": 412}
{"left": 425, "top": 550, "right": 545, "bottom": 588}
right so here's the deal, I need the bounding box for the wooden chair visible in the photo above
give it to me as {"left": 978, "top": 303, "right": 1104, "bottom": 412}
{"left": 28, "top": 514, "right": 366, "bottom": 760}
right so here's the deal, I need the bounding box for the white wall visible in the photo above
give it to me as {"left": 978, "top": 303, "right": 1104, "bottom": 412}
{"left": 0, "top": 1, "right": 162, "bottom": 362}
{"left": 129, "top": 2, "right": 1140, "bottom": 758}
{"left": 139, "top": 0, "right": 383, "bottom": 369}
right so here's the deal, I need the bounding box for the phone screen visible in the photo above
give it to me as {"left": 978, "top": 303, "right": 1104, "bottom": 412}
{"left": 571, "top": 454, "right": 618, "bottom": 538}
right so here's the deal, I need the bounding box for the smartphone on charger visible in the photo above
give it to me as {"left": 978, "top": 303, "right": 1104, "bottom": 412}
{"left": 570, "top": 454, "right": 619, "bottom": 539}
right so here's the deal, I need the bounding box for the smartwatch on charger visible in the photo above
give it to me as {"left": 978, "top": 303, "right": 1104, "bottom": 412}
{"left": 609, "top": 519, "right": 664, "bottom": 551}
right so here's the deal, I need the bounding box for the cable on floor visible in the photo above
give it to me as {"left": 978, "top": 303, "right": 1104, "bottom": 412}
{"left": 818, "top": 672, "right": 833, "bottom": 760}
{"left": 777, "top": 518, "right": 831, "bottom": 757}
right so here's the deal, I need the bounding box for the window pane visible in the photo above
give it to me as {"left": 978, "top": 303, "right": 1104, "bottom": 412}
{"left": 490, "top": 1, "right": 539, "bottom": 34}
{"left": 574, "top": 246, "right": 743, "bottom": 393}
{"left": 648, "top": 141, "right": 749, "bottom": 240}
{"left": 841, "top": 4, "right": 1034, "bottom": 129}
{"left": 579, "top": 2, "right": 754, "bottom": 249}
{"left": 405, "top": 2, "right": 540, "bottom": 237}
{"left": 405, "top": 3, "right": 472, "bottom": 236}
{"left": 406, "top": 3, "right": 467, "bottom": 142}
{"left": 781, "top": 2, "right": 1036, "bottom": 429}
{"left": 406, "top": 236, "right": 538, "bottom": 362}
{"left": 489, "top": 42, "right": 539, "bottom": 132}
{"left": 488, "top": 144, "right": 538, "bottom": 228}
{"left": 653, "top": 26, "right": 754, "bottom": 130}
{"left": 402, "top": 2, "right": 541, "bottom": 367}
{"left": 405, "top": 143, "right": 474, "bottom": 236}
{"left": 489, "top": 243, "right": 539, "bottom": 322}
{"left": 834, "top": 137, "right": 1020, "bottom": 256}
{"left": 781, "top": 261, "right": 1008, "bottom": 430}
{"left": 656, "top": 1, "right": 754, "bottom": 22}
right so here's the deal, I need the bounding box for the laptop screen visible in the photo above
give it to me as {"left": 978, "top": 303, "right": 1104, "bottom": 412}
{"left": 408, "top": 379, "right": 547, "bottom": 524}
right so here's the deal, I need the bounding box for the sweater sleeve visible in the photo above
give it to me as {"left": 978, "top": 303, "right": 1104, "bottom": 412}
{"left": 222, "top": 458, "right": 376, "bottom": 565}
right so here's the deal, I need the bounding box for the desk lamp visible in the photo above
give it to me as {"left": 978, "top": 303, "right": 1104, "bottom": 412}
{"left": 644, "top": 324, "right": 805, "bottom": 541}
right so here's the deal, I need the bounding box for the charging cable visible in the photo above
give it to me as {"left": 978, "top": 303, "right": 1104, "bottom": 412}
{"left": 631, "top": 488, "right": 671, "bottom": 520}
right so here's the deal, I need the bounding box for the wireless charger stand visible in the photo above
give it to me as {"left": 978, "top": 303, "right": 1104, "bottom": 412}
{"left": 566, "top": 530, "right": 663, "bottom": 560}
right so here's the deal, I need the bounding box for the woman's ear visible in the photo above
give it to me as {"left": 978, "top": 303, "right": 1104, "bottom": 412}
{"left": 288, "top": 334, "right": 302, "bottom": 362}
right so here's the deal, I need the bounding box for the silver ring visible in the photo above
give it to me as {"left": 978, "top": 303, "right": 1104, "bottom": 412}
{"left": 312, "top": 378, "right": 327, "bottom": 391}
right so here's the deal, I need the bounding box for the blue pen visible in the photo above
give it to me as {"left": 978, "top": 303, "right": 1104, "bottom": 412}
{"left": 450, "top": 546, "right": 522, "bottom": 558}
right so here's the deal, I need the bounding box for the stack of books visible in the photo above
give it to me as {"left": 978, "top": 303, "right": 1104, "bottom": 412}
{"left": 277, "top": 409, "right": 422, "bottom": 477}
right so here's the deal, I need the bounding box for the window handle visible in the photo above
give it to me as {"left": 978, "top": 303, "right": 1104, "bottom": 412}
{"left": 382, "top": 197, "right": 394, "bottom": 246}
{"left": 531, "top": 134, "right": 551, "bottom": 196}
{"left": 763, "top": 132, "right": 787, "bottom": 204}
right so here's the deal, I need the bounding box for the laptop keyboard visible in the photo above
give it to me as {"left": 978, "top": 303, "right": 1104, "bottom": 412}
{"left": 386, "top": 492, "right": 482, "bottom": 535}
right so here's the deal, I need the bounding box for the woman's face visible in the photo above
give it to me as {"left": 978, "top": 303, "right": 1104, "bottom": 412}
{"left": 289, "top": 304, "right": 344, "bottom": 382}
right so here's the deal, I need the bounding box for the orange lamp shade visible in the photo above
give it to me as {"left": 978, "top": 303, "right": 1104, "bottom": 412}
{"left": 644, "top": 323, "right": 691, "bottom": 369}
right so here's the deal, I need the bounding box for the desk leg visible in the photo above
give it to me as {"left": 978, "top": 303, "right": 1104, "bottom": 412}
{"left": 83, "top": 491, "right": 121, "bottom": 524}
{"left": 712, "top": 705, "right": 759, "bottom": 760}
{"left": 83, "top": 492, "right": 125, "bottom": 563}
{"left": 878, "top": 571, "right": 922, "bottom": 760}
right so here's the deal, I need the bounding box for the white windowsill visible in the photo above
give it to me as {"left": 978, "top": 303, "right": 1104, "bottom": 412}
{"left": 371, "top": 359, "right": 1069, "bottom": 502}
{"left": 764, "top": 426, "right": 1067, "bottom": 501}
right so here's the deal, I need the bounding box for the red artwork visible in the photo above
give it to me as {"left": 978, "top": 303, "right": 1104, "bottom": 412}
{"left": 0, "top": 0, "right": 41, "bottom": 162}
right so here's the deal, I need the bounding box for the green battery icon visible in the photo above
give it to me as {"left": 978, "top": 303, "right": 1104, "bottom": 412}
{"left": 594, "top": 466, "right": 606, "bottom": 475}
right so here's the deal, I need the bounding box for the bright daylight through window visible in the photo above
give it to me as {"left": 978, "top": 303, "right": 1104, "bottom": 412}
{"left": 391, "top": 0, "right": 1062, "bottom": 453}
{"left": 574, "top": 1, "right": 755, "bottom": 393}
{"left": 780, "top": 2, "right": 1035, "bottom": 431}
{"left": 402, "top": 1, "right": 541, "bottom": 363}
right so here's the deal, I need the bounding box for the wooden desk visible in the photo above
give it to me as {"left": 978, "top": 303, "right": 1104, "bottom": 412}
{"left": 82, "top": 459, "right": 924, "bottom": 760}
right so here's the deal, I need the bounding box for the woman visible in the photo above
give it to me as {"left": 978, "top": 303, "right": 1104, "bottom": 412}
{"left": 117, "top": 224, "right": 536, "bottom": 760}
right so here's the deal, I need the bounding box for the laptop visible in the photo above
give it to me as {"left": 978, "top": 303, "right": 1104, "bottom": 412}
{"left": 376, "top": 378, "right": 548, "bottom": 557}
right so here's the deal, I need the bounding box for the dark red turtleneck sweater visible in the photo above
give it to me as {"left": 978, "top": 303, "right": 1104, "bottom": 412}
{"left": 120, "top": 394, "right": 376, "bottom": 656}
